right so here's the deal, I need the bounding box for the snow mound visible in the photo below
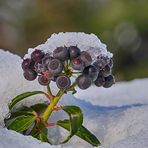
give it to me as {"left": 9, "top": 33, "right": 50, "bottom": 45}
{"left": 24, "top": 32, "right": 112, "bottom": 61}
{"left": 0, "top": 49, "right": 148, "bottom": 148}
{"left": 109, "top": 129, "right": 148, "bottom": 148}
{"left": 75, "top": 79, "right": 148, "bottom": 106}
{"left": 0, "top": 126, "right": 62, "bottom": 148}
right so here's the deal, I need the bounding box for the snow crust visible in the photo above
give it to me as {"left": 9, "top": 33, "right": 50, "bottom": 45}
{"left": 24, "top": 32, "right": 113, "bottom": 61}
{"left": 0, "top": 49, "right": 148, "bottom": 148}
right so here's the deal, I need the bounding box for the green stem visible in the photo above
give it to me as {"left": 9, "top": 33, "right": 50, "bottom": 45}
{"left": 47, "top": 85, "right": 54, "bottom": 99}
{"left": 72, "top": 72, "right": 82, "bottom": 74}
{"left": 42, "top": 89, "right": 65, "bottom": 123}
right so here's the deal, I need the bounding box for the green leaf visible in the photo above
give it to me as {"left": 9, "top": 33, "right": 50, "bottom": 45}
{"left": 8, "top": 91, "right": 45, "bottom": 110}
{"left": 57, "top": 120, "right": 101, "bottom": 147}
{"left": 4, "top": 110, "right": 34, "bottom": 126}
{"left": 31, "top": 103, "right": 48, "bottom": 115}
{"left": 60, "top": 105, "right": 83, "bottom": 143}
{"left": 6, "top": 115, "right": 35, "bottom": 132}
{"left": 38, "top": 132, "right": 52, "bottom": 144}
{"left": 32, "top": 126, "right": 52, "bottom": 144}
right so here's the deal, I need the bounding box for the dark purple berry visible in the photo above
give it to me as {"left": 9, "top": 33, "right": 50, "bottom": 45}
{"left": 68, "top": 46, "right": 80, "bottom": 59}
{"left": 94, "top": 73, "right": 105, "bottom": 87}
{"left": 108, "top": 59, "right": 113, "bottom": 68}
{"left": 23, "top": 69, "right": 37, "bottom": 81}
{"left": 101, "top": 65, "right": 112, "bottom": 77}
{"left": 31, "top": 49, "right": 44, "bottom": 61}
{"left": 38, "top": 75, "right": 50, "bottom": 86}
{"left": 83, "top": 65, "right": 99, "bottom": 81}
{"left": 34, "top": 60, "right": 47, "bottom": 73}
{"left": 21, "top": 58, "right": 34, "bottom": 70}
{"left": 103, "top": 75, "right": 115, "bottom": 88}
{"left": 42, "top": 54, "right": 53, "bottom": 67}
{"left": 95, "top": 56, "right": 110, "bottom": 69}
{"left": 76, "top": 74, "right": 92, "bottom": 90}
{"left": 71, "top": 57, "right": 84, "bottom": 70}
{"left": 48, "top": 59, "right": 63, "bottom": 75}
{"left": 56, "top": 75, "right": 71, "bottom": 89}
{"left": 80, "top": 51, "right": 92, "bottom": 67}
{"left": 53, "top": 47, "right": 68, "bottom": 61}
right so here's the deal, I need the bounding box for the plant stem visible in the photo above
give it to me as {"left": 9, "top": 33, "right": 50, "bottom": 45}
{"left": 47, "top": 85, "right": 54, "bottom": 99}
{"left": 72, "top": 72, "right": 82, "bottom": 74}
{"left": 41, "top": 89, "right": 65, "bottom": 123}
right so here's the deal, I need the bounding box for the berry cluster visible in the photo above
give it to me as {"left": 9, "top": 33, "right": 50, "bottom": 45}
{"left": 22, "top": 46, "right": 115, "bottom": 90}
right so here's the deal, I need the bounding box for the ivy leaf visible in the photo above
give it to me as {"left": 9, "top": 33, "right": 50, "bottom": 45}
{"left": 57, "top": 120, "right": 101, "bottom": 147}
{"left": 30, "top": 103, "right": 48, "bottom": 115}
{"left": 38, "top": 132, "right": 52, "bottom": 144}
{"left": 6, "top": 114, "right": 35, "bottom": 132}
{"left": 32, "top": 126, "right": 52, "bottom": 144}
{"left": 8, "top": 91, "right": 45, "bottom": 110}
{"left": 60, "top": 105, "right": 83, "bottom": 143}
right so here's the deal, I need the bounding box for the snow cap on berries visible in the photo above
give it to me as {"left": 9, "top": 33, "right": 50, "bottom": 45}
{"left": 24, "top": 32, "right": 113, "bottom": 61}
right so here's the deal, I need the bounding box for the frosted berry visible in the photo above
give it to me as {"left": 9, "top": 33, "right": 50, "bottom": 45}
{"left": 83, "top": 65, "right": 99, "bottom": 81}
{"left": 71, "top": 57, "right": 84, "bottom": 70}
{"left": 56, "top": 75, "right": 71, "bottom": 89}
{"left": 76, "top": 74, "right": 91, "bottom": 90}
{"left": 38, "top": 75, "right": 50, "bottom": 86}
{"left": 23, "top": 69, "right": 37, "bottom": 81}
{"left": 42, "top": 54, "right": 53, "bottom": 67}
{"left": 80, "top": 51, "right": 92, "bottom": 67}
{"left": 34, "top": 60, "right": 46, "bottom": 73}
{"left": 21, "top": 58, "right": 34, "bottom": 70}
{"left": 68, "top": 46, "right": 80, "bottom": 59}
{"left": 108, "top": 59, "right": 113, "bottom": 68}
{"left": 94, "top": 73, "right": 105, "bottom": 87}
{"left": 48, "top": 59, "right": 63, "bottom": 75}
{"left": 103, "top": 75, "right": 115, "bottom": 88}
{"left": 31, "top": 49, "right": 44, "bottom": 61}
{"left": 101, "top": 65, "right": 112, "bottom": 77}
{"left": 94, "top": 56, "right": 110, "bottom": 69}
{"left": 53, "top": 47, "right": 68, "bottom": 61}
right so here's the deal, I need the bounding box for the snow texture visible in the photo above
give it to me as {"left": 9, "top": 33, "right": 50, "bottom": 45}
{"left": 75, "top": 78, "right": 148, "bottom": 106}
{"left": 0, "top": 47, "right": 148, "bottom": 147}
{"left": 23, "top": 32, "right": 113, "bottom": 61}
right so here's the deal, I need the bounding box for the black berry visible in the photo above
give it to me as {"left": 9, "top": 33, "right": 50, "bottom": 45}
{"left": 31, "top": 49, "right": 44, "bottom": 61}
{"left": 83, "top": 65, "right": 99, "bottom": 81}
{"left": 80, "top": 51, "right": 92, "bottom": 67}
{"left": 56, "top": 75, "right": 71, "bottom": 89}
{"left": 42, "top": 54, "right": 53, "bottom": 67}
{"left": 94, "top": 56, "right": 110, "bottom": 69}
{"left": 101, "top": 65, "right": 112, "bottom": 77}
{"left": 103, "top": 75, "right": 115, "bottom": 88}
{"left": 48, "top": 59, "right": 63, "bottom": 75}
{"left": 94, "top": 73, "right": 105, "bottom": 87}
{"left": 53, "top": 47, "right": 68, "bottom": 61}
{"left": 76, "top": 74, "right": 92, "bottom": 90}
{"left": 23, "top": 69, "right": 37, "bottom": 81}
{"left": 68, "top": 46, "right": 80, "bottom": 59}
{"left": 108, "top": 59, "right": 113, "bottom": 68}
{"left": 21, "top": 58, "right": 33, "bottom": 70}
{"left": 71, "top": 57, "right": 84, "bottom": 70}
{"left": 34, "top": 60, "right": 47, "bottom": 73}
{"left": 38, "top": 75, "right": 50, "bottom": 86}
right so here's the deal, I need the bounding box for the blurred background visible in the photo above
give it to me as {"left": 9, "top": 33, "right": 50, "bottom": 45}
{"left": 0, "top": 0, "right": 148, "bottom": 81}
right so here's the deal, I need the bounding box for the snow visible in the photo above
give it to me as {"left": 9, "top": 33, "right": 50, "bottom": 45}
{"left": 0, "top": 126, "right": 61, "bottom": 148}
{"left": 23, "top": 32, "right": 113, "bottom": 60}
{"left": 75, "top": 78, "right": 148, "bottom": 106}
{"left": 0, "top": 49, "right": 148, "bottom": 148}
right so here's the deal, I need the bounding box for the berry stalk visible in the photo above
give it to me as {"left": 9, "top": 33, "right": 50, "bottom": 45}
{"left": 41, "top": 89, "right": 65, "bottom": 123}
